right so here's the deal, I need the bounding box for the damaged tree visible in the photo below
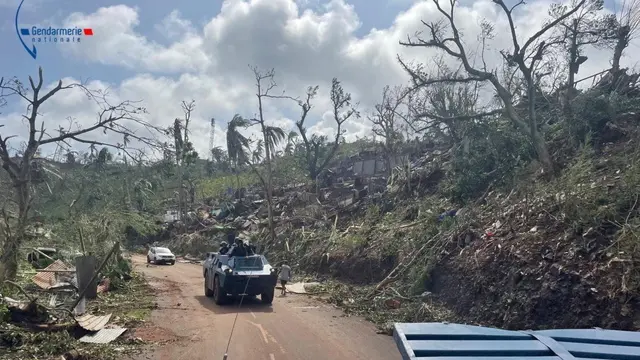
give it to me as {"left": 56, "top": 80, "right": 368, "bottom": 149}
{"left": 247, "top": 67, "right": 288, "bottom": 242}
{"left": 294, "top": 79, "right": 359, "bottom": 187}
{"left": 553, "top": 0, "right": 615, "bottom": 93}
{"left": 407, "top": 65, "right": 481, "bottom": 154}
{"left": 170, "top": 100, "right": 198, "bottom": 221}
{"left": 369, "top": 85, "right": 409, "bottom": 175}
{"left": 226, "top": 114, "right": 251, "bottom": 189}
{"left": 611, "top": 0, "right": 640, "bottom": 73}
{"left": 550, "top": 0, "right": 616, "bottom": 122}
{"left": 399, "top": 0, "right": 589, "bottom": 174}
{"left": 0, "top": 67, "right": 161, "bottom": 280}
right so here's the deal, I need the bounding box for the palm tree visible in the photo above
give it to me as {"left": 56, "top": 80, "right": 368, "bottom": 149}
{"left": 65, "top": 151, "right": 77, "bottom": 164}
{"left": 252, "top": 139, "right": 264, "bottom": 164}
{"left": 133, "top": 178, "right": 154, "bottom": 211}
{"left": 284, "top": 131, "right": 299, "bottom": 156}
{"left": 226, "top": 114, "right": 250, "bottom": 188}
{"left": 95, "top": 147, "right": 112, "bottom": 171}
{"left": 264, "top": 126, "right": 286, "bottom": 158}
{"left": 207, "top": 146, "right": 229, "bottom": 175}
{"left": 211, "top": 146, "right": 226, "bottom": 164}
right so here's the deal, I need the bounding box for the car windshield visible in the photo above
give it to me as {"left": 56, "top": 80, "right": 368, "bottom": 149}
{"left": 156, "top": 248, "right": 171, "bottom": 254}
{"left": 233, "top": 256, "right": 263, "bottom": 270}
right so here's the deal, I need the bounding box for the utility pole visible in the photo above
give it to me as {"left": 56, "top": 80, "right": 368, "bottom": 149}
{"left": 209, "top": 118, "right": 216, "bottom": 160}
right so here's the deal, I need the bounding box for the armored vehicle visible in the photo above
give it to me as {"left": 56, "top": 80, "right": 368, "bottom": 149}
{"left": 203, "top": 253, "right": 277, "bottom": 305}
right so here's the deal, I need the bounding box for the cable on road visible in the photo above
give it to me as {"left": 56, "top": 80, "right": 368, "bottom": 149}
{"left": 223, "top": 255, "right": 263, "bottom": 360}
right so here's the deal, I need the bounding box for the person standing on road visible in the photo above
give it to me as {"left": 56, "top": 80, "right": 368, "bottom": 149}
{"left": 278, "top": 261, "right": 292, "bottom": 295}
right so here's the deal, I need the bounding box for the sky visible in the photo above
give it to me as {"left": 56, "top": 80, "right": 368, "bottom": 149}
{"left": 0, "top": 0, "right": 637, "bottom": 161}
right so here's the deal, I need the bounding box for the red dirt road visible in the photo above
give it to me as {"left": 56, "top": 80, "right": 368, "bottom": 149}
{"left": 129, "top": 255, "right": 400, "bottom": 360}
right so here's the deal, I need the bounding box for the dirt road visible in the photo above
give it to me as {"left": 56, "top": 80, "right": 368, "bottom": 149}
{"left": 129, "top": 255, "right": 400, "bottom": 360}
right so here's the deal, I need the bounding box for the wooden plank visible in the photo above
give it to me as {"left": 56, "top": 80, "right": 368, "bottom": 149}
{"left": 408, "top": 340, "right": 551, "bottom": 357}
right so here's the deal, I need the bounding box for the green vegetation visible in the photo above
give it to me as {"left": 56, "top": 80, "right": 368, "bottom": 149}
{"left": 0, "top": 273, "right": 152, "bottom": 360}
{"left": 0, "top": 0, "right": 639, "bottom": 347}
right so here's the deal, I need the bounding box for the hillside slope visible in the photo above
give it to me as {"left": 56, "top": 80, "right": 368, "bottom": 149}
{"left": 167, "top": 109, "right": 640, "bottom": 332}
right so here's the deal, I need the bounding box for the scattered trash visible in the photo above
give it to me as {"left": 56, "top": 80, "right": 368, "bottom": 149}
{"left": 437, "top": 209, "right": 457, "bottom": 222}
{"left": 384, "top": 299, "right": 401, "bottom": 309}
{"left": 97, "top": 278, "right": 111, "bottom": 293}
{"left": 75, "top": 313, "right": 113, "bottom": 331}
{"left": 79, "top": 327, "right": 128, "bottom": 344}
{"left": 74, "top": 296, "right": 86, "bottom": 315}
{"left": 32, "top": 259, "right": 75, "bottom": 290}
{"left": 275, "top": 282, "right": 321, "bottom": 294}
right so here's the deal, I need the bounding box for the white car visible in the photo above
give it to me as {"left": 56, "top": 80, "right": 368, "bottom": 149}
{"left": 147, "top": 247, "right": 176, "bottom": 265}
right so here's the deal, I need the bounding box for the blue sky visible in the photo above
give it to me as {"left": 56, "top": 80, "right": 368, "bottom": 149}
{"left": 0, "top": 0, "right": 412, "bottom": 85}
{"left": 0, "top": 0, "right": 635, "bottom": 157}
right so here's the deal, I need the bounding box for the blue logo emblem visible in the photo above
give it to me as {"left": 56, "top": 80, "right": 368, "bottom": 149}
{"left": 15, "top": 0, "right": 95, "bottom": 60}
{"left": 15, "top": 0, "right": 36, "bottom": 59}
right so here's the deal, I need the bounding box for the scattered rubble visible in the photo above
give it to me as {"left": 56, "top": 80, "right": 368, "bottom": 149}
{"left": 275, "top": 282, "right": 321, "bottom": 294}
{"left": 0, "top": 243, "right": 151, "bottom": 359}
{"left": 158, "top": 146, "right": 453, "bottom": 264}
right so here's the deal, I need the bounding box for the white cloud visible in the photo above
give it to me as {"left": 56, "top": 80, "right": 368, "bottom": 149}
{"left": 2, "top": 0, "right": 638, "bottom": 160}
{"left": 61, "top": 5, "right": 211, "bottom": 73}
{"left": 155, "top": 10, "right": 195, "bottom": 41}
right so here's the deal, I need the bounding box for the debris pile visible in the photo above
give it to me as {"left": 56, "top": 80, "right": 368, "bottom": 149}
{"left": 160, "top": 146, "right": 453, "bottom": 263}
{"left": 0, "top": 242, "right": 143, "bottom": 359}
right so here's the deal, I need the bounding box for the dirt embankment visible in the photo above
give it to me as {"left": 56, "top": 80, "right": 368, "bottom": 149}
{"left": 427, "top": 140, "right": 640, "bottom": 330}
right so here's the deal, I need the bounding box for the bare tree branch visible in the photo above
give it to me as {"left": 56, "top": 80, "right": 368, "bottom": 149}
{"left": 0, "top": 67, "right": 166, "bottom": 280}
{"left": 397, "top": 0, "right": 581, "bottom": 173}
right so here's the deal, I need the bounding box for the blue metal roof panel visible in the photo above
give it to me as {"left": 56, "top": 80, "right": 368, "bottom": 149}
{"left": 393, "top": 323, "right": 640, "bottom": 360}
{"left": 561, "top": 341, "right": 640, "bottom": 359}
{"left": 410, "top": 358, "right": 612, "bottom": 360}
{"left": 408, "top": 339, "right": 549, "bottom": 356}
{"left": 396, "top": 322, "right": 532, "bottom": 340}
{"left": 537, "top": 328, "right": 640, "bottom": 347}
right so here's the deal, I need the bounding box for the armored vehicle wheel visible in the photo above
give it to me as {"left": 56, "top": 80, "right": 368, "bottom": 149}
{"left": 204, "top": 272, "right": 214, "bottom": 297}
{"left": 261, "top": 286, "right": 274, "bottom": 305}
{"left": 213, "top": 276, "right": 228, "bottom": 305}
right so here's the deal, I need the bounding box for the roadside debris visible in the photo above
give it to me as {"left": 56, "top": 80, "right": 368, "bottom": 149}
{"left": 275, "top": 282, "right": 321, "bottom": 294}
{"left": 32, "top": 259, "right": 75, "bottom": 290}
{"left": 75, "top": 313, "right": 112, "bottom": 331}
{"left": 79, "top": 327, "right": 128, "bottom": 344}
{"left": 0, "top": 241, "right": 146, "bottom": 359}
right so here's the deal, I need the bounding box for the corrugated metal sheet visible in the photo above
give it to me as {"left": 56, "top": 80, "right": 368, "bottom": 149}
{"left": 32, "top": 260, "right": 74, "bottom": 289}
{"left": 75, "top": 313, "right": 112, "bottom": 331}
{"left": 393, "top": 322, "right": 640, "bottom": 359}
{"left": 79, "top": 327, "right": 127, "bottom": 344}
